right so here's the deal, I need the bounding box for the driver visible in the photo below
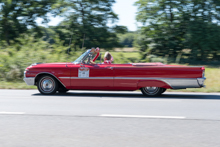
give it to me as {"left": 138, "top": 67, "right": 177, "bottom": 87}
{"left": 90, "top": 47, "right": 100, "bottom": 64}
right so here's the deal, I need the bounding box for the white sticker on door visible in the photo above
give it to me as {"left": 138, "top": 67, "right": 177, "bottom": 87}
{"left": 78, "top": 67, "right": 89, "bottom": 77}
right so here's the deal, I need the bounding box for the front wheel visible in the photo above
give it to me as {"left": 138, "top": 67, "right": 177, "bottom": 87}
{"left": 37, "top": 76, "right": 58, "bottom": 95}
{"left": 141, "top": 87, "right": 164, "bottom": 97}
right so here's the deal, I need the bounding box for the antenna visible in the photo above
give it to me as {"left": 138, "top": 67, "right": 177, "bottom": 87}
{"left": 81, "top": 34, "right": 85, "bottom": 50}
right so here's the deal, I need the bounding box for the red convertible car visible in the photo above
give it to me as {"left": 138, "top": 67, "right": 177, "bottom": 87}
{"left": 24, "top": 49, "right": 206, "bottom": 96}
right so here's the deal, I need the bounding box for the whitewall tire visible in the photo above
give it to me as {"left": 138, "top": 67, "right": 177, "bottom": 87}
{"left": 37, "top": 76, "right": 58, "bottom": 95}
{"left": 141, "top": 87, "right": 164, "bottom": 96}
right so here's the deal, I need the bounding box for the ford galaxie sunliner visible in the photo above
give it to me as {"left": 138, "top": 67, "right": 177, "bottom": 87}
{"left": 23, "top": 49, "right": 206, "bottom": 96}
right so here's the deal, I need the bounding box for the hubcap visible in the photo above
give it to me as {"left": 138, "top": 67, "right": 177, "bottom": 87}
{"left": 144, "top": 87, "right": 160, "bottom": 95}
{"left": 40, "top": 78, "right": 55, "bottom": 92}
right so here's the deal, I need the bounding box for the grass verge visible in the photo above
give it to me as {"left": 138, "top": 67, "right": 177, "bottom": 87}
{"left": 0, "top": 81, "right": 36, "bottom": 89}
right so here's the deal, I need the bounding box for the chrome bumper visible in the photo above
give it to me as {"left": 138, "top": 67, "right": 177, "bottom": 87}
{"left": 197, "top": 77, "right": 206, "bottom": 87}
{"left": 23, "top": 77, "right": 35, "bottom": 85}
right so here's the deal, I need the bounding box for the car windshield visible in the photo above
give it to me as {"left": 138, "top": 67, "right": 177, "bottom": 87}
{"left": 73, "top": 49, "right": 91, "bottom": 64}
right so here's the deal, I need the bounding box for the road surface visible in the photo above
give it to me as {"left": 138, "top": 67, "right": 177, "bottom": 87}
{"left": 0, "top": 90, "right": 220, "bottom": 147}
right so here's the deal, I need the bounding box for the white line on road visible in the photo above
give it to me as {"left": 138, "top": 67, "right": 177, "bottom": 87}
{"left": 0, "top": 112, "right": 25, "bottom": 115}
{"left": 102, "top": 98, "right": 182, "bottom": 102}
{"left": 100, "top": 114, "right": 186, "bottom": 119}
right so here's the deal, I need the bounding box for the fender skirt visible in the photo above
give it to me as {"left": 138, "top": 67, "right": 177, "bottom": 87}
{"left": 137, "top": 80, "right": 172, "bottom": 89}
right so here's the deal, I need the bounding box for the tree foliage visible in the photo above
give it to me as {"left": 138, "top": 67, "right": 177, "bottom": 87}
{"left": 48, "top": 0, "right": 123, "bottom": 50}
{"left": 0, "top": 0, "right": 60, "bottom": 45}
{"left": 135, "top": 0, "right": 220, "bottom": 61}
{"left": 118, "top": 32, "right": 136, "bottom": 47}
{"left": 0, "top": 34, "right": 78, "bottom": 81}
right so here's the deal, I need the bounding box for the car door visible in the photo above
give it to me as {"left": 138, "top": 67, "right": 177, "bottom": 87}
{"left": 69, "top": 63, "right": 114, "bottom": 90}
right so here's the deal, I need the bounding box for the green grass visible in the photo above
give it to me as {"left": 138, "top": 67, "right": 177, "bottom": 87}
{"left": 110, "top": 52, "right": 141, "bottom": 59}
{"left": 0, "top": 68, "right": 219, "bottom": 92}
{"left": 0, "top": 81, "right": 36, "bottom": 89}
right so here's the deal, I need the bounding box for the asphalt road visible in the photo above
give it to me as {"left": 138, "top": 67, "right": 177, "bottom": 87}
{"left": 0, "top": 90, "right": 220, "bottom": 147}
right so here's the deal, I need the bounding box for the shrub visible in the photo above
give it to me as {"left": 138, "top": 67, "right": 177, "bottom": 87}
{"left": 0, "top": 34, "right": 79, "bottom": 81}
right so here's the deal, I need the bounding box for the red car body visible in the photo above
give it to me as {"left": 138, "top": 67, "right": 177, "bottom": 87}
{"left": 24, "top": 49, "right": 206, "bottom": 96}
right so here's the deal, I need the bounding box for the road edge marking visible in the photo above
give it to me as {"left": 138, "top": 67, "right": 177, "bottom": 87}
{"left": 0, "top": 112, "right": 25, "bottom": 115}
{"left": 100, "top": 114, "right": 186, "bottom": 119}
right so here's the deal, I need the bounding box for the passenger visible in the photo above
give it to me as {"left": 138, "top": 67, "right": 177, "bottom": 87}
{"left": 90, "top": 47, "right": 100, "bottom": 64}
{"left": 103, "top": 52, "right": 113, "bottom": 64}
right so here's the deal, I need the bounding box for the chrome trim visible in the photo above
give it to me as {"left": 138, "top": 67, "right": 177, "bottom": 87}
{"left": 71, "top": 77, "right": 113, "bottom": 79}
{"left": 59, "top": 77, "right": 198, "bottom": 80}
{"left": 160, "top": 80, "right": 173, "bottom": 89}
{"left": 59, "top": 77, "right": 71, "bottom": 79}
{"left": 35, "top": 72, "right": 67, "bottom": 88}
{"left": 59, "top": 77, "right": 113, "bottom": 79}
{"left": 114, "top": 77, "right": 195, "bottom": 80}
{"left": 164, "top": 78, "right": 200, "bottom": 89}
{"left": 23, "top": 77, "right": 35, "bottom": 85}
{"left": 58, "top": 76, "right": 202, "bottom": 89}
{"left": 197, "top": 77, "right": 206, "bottom": 87}
{"left": 24, "top": 71, "right": 26, "bottom": 78}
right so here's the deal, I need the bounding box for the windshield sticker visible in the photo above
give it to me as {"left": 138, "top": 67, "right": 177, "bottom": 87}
{"left": 78, "top": 67, "right": 89, "bottom": 78}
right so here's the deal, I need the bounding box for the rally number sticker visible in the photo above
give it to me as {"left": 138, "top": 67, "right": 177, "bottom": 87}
{"left": 78, "top": 67, "right": 89, "bottom": 78}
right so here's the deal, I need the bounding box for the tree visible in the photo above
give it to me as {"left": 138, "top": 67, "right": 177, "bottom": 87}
{"left": 187, "top": 20, "right": 220, "bottom": 61}
{"left": 135, "top": 0, "right": 220, "bottom": 61}
{"left": 118, "top": 32, "right": 136, "bottom": 47}
{"left": 0, "top": 0, "right": 59, "bottom": 45}
{"left": 53, "top": 0, "right": 122, "bottom": 50}
{"left": 112, "top": 25, "right": 128, "bottom": 34}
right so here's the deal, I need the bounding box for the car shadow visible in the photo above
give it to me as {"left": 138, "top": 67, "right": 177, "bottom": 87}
{"left": 32, "top": 91, "right": 220, "bottom": 100}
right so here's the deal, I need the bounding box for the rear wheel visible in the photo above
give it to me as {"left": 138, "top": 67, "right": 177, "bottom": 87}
{"left": 141, "top": 87, "right": 164, "bottom": 96}
{"left": 37, "top": 75, "right": 58, "bottom": 95}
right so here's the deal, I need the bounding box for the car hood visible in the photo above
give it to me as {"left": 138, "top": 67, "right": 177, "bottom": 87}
{"left": 26, "top": 62, "right": 68, "bottom": 70}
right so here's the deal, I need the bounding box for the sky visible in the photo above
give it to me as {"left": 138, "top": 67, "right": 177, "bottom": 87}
{"left": 37, "top": 0, "right": 138, "bottom": 31}
{"left": 111, "top": 0, "right": 138, "bottom": 31}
